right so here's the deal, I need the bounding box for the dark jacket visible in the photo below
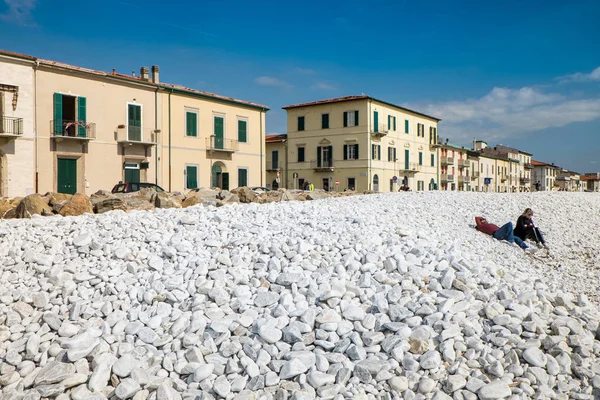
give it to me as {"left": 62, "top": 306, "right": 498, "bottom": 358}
{"left": 514, "top": 215, "right": 533, "bottom": 240}
{"left": 475, "top": 217, "right": 499, "bottom": 236}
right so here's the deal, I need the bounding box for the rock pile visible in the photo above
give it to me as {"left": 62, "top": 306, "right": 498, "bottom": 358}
{"left": 0, "top": 187, "right": 361, "bottom": 219}
{"left": 0, "top": 192, "right": 599, "bottom": 399}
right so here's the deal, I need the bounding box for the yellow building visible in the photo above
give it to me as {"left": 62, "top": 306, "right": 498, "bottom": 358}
{"left": 435, "top": 140, "right": 470, "bottom": 191}
{"left": 0, "top": 50, "right": 268, "bottom": 196}
{"left": 280, "top": 96, "right": 440, "bottom": 192}
{"left": 478, "top": 143, "right": 532, "bottom": 192}
{"left": 265, "top": 134, "right": 287, "bottom": 189}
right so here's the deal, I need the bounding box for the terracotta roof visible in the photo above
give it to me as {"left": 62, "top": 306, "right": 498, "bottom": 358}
{"left": 282, "top": 95, "right": 441, "bottom": 122}
{"left": 265, "top": 134, "right": 287, "bottom": 143}
{"left": 579, "top": 176, "right": 598, "bottom": 181}
{"left": 0, "top": 49, "right": 269, "bottom": 111}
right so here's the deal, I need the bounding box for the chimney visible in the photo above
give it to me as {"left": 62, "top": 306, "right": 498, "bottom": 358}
{"left": 112, "top": 68, "right": 116, "bottom": 75}
{"left": 140, "top": 66, "right": 149, "bottom": 81}
{"left": 151, "top": 65, "right": 160, "bottom": 83}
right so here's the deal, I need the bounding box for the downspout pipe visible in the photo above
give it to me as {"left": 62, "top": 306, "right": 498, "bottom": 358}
{"left": 260, "top": 110, "right": 264, "bottom": 187}
{"left": 34, "top": 59, "right": 39, "bottom": 193}
{"left": 154, "top": 87, "right": 158, "bottom": 184}
{"left": 168, "top": 89, "right": 172, "bottom": 192}
{"left": 368, "top": 100, "right": 372, "bottom": 191}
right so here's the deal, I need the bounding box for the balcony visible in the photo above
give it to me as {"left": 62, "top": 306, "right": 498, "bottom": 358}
{"left": 458, "top": 159, "right": 470, "bottom": 168}
{"left": 0, "top": 116, "right": 24, "bottom": 140}
{"left": 458, "top": 176, "right": 469, "bottom": 183}
{"left": 205, "top": 136, "right": 238, "bottom": 153}
{"left": 441, "top": 174, "right": 454, "bottom": 182}
{"left": 398, "top": 163, "right": 421, "bottom": 174}
{"left": 266, "top": 159, "right": 280, "bottom": 172}
{"left": 500, "top": 174, "right": 509, "bottom": 182}
{"left": 51, "top": 120, "right": 96, "bottom": 141}
{"left": 371, "top": 124, "right": 388, "bottom": 139}
{"left": 440, "top": 156, "right": 454, "bottom": 165}
{"left": 116, "top": 125, "right": 158, "bottom": 148}
{"left": 524, "top": 163, "right": 534, "bottom": 169}
{"left": 311, "top": 159, "right": 334, "bottom": 172}
{"left": 520, "top": 177, "right": 531, "bottom": 183}
{"left": 471, "top": 172, "right": 480, "bottom": 179}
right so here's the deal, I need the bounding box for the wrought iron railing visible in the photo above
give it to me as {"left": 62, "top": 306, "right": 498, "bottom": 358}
{"left": 458, "top": 159, "right": 470, "bottom": 168}
{"left": 440, "top": 156, "right": 454, "bottom": 165}
{"left": 50, "top": 120, "right": 96, "bottom": 139}
{"left": 0, "top": 116, "right": 23, "bottom": 135}
{"left": 206, "top": 137, "right": 238, "bottom": 152}
{"left": 311, "top": 159, "right": 335, "bottom": 170}
{"left": 441, "top": 174, "right": 454, "bottom": 182}
{"left": 266, "top": 159, "right": 280, "bottom": 171}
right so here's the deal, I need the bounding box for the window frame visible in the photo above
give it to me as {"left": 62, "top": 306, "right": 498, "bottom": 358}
{"left": 298, "top": 116, "right": 305, "bottom": 131}
{"left": 237, "top": 118, "right": 248, "bottom": 143}
{"left": 321, "top": 113, "right": 330, "bottom": 129}
{"left": 297, "top": 146, "right": 305, "bottom": 162}
{"left": 185, "top": 109, "right": 198, "bottom": 138}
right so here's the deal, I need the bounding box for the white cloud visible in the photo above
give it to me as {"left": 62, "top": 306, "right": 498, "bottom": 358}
{"left": 254, "top": 76, "right": 292, "bottom": 89}
{"left": 311, "top": 82, "right": 336, "bottom": 90}
{"left": 421, "top": 86, "right": 600, "bottom": 143}
{"left": 0, "top": 0, "right": 37, "bottom": 26}
{"left": 292, "top": 67, "right": 315, "bottom": 75}
{"left": 557, "top": 66, "right": 600, "bottom": 83}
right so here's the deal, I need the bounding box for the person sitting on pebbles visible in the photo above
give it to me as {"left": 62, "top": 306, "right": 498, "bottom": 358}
{"left": 475, "top": 216, "right": 534, "bottom": 252}
{"left": 514, "top": 208, "right": 548, "bottom": 249}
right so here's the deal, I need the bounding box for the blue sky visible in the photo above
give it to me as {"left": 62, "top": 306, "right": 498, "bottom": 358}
{"left": 1, "top": 0, "right": 599, "bottom": 173}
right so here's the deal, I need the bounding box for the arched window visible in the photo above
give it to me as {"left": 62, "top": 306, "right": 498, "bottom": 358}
{"left": 373, "top": 174, "right": 379, "bottom": 191}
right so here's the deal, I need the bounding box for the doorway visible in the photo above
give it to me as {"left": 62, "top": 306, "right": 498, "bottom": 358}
{"left": 124, "top": 162, "right": 140, "bottom": 183}
{"left": 57, "top": 158, "right": 77, "bottom": 194}
{"left": 212, "top": 163, "right": 229, "bottom": 190}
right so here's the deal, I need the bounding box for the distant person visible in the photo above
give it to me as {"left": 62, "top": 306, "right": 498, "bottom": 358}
{"left": 514, "top": 208, "right": 547, "bottom": 248}
{"left": 475, "top": 216, "right": 531, "bottom": 251}
{"left": 308, "top": 181, "right": 314, "bottom": 191}
{"left": 535, "top": 181, "right": 541, "bottom": 191}
{"left": 399, "top": 184, "right": 410, "bottom": 192}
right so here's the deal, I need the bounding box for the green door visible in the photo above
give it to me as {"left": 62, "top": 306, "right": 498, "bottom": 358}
{"left": 222, "top": 172, "right": 229, "bottom": 190}
{"left": 214, "top": 116, "right": 224, "bottom": 149}
{"left": 57, "top": 158, "right": 77, "bottom": 194}
{"left": 124, "top": 168, "right": 140, "bottom": 183}
{"left": 186, "top": 165, "right": 198, "bottom": 189}
{"left": 128, "top": 104, "right": 141, "bottom": 141}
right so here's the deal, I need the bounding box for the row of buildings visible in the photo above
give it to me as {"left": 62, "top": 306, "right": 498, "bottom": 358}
{"left": 1, "top": 50, "right": 598, "bottom": 198}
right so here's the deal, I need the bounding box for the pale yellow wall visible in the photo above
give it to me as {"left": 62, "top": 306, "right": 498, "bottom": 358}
{"left": 285, "top": 99, "right": 439, "bottom": 192}
{"left": 0, "top": 55, "right": 35, "bottom": 197}
{"left": 36, "top": 67, "right": 158, "bottom": 195}
{"left": 265, "top": 140, "right": 286, "bottom": 189}
{"left": 163, "top": 92, "right": 265, "bottom": 192}
{"left": 439, "top": 146, "right": 470, "bottom": 191}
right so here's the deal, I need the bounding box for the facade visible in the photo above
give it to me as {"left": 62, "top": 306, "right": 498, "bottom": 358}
{"left": 435, "top": 141, "right": 470, "bottom": 191}
{"left": 0, "top": 51, "right": 35, "bottom": 197}
{"left": 0, "top": 50, "right": 268, "bottom": 196}
{"left": 556, "top": 170, "right": 583, "bottom": 192}
{"left": 281, "top": 96, "right": 440, "bottom": 192}
{"left": 581, "top": 173, "right": 600, "bottom": 192}
{"left": 478, "top": 143, "right": 532, "bottom": 192}
{"left": 531, "top": 160, "right": 560, "bottom": 191}
{"left": 265, "top": 134, "right": 287, "bottom": 189}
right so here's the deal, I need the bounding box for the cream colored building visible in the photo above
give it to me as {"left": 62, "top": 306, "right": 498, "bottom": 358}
{"left": 0, "top": 50, "right": 268, "bottom": 196}
{"left": 265, "top": 134, "right": 287, "bottom": 189}
{"left": 435, "top": 141, "right": 470, "bottom": 191}
{"left": 280, "top": 96, "right": 440, "bottom": 192}
{"left": 0, "top": 51, "right": 35, "bottom": 197}
{"left": 556, "top": 170, "right": 582, "bottom": 192}
{"left": 478, "top": 143, "right": 532, "bottom": 192}
{"left": 532, "top": 160, "right": 559, "bottom": 191}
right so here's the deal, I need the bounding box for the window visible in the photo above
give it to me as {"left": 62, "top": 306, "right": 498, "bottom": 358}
{"left": 317, "top": 146, "right": 333, "bottom": 168}
{"left": 298, "top": 116, "right": 305, "bottom": 131}
{"left": 429, "top": 127, "right": 437, "bottom": 144}
{"left": 373, "top": 111, "right": 379, "bottom": 132}
{"left": 419, "top": 152, "right": 423, "bottom": 165}
{"left": 371, "top": 144, "right": 381, "bottom": 160}
{"left": 185, "top": 165, "right": 198, "bottom": 189}
{"left": 387, "top": 147, "right": 396, "bottom": 162}
{"left": 417, "top": 123, "right": 425, "bottom": 137}
{"left": 347, "top": 177, "right": 356, "bottom": 190}
{"left": 343, "top": 144, "right": 359, "bottom": 160}
{"left": 271, "top": 150, "right": 279, "bottom": 170}
{"left": 405, "top": 149, "right": 410, "bottom": 170}
{"left": 343, "top": 111, "right": 359, "bottom": 127}
{"left": 238, "top": 119, "right": 247, "bottom": 143}
{"left": 388, "top": 115, "right": 396, "bottom": 131}
{"left": 405, "top": 119, "right": 409, "bottom": 134}
{"left": 322, "top": 113, "right": 329, "bottom": 129}
{"left": 186, "top": 111, "right": 198, "bottom": 137}
{"left": 128, "top": 104, "right": 142, "bottom": 141}
{"left": 238, "top": 168, "right": 248, "bottom": 187}
{"left": 297, "top": 147, "right": 305, "bottom": 162}
{"left": 431, "top": 154, "right": 435, "bottom": 166}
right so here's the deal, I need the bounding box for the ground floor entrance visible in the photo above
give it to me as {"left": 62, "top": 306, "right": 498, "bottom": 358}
{"left": 211, "top": 163, "right": 229, "bottom": 190}
{"left": 57, "top": 158, "right": 77, "bottom": 194}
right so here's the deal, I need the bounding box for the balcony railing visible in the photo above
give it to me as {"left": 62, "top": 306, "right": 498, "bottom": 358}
{"left": 441, "top": 174, "right": 454, "bottom": 182}
{"left": 471, "top": 172, "right": 480, "bottom": 179}
{"left": 266, "top": 159, "right": 280, "bottom": 171}
{"left": 1, "top": 116, "right": 24, "bottom": 136}
{"left": 458, "top": 159, "right": 469, "bottom": 168}
{"left": 371, "top": 124, "right": 388, "bottom": 138}
{"left": 310, "top": 159, "right": 335, "bottom": 172}
{"left": 458, "top": 176, "right": 469, "bottom": 183}
{"left": 524, "top": 163, "right": 533, "bottom": 169}
{"left": 116, "top": 126, "right": 158, "bottom": 145}
{"left": 398, "top": 163, "right": 421, "bottom": 173}
{"left": 51, "top": 120, "right": 96, "bottom": 140}
{"left": 520, "top": 177, "right": 531, "bottom": 183}
{"left": 206, "top": 137, "right": 238, "bottom": 152}
{"left": 440, "top": 156, "right": 454, "bottom": 165}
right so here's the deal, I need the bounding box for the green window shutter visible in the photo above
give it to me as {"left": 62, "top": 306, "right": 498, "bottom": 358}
{"left": 419, "top": 152, "right": 423, "bottom": 165}
{"left": 53, "top": 93, "right": 62, "bottom": 135}
{"left": 328, "top": 146, "right": 333, "bottom": 165}
{"left": 343, "top": 112, "right": 348, "bottom": 127}
{"left": 373, "top": 111, "right": 378, "bottom": 132}
{"left": 355, "top": 144, "right": 359, "bottom": 159}
{"left": 387, "top": 147, "right": 391, "bottom": 161}
{"left": 343, "top": 144, "right": 348, "bottom": 160}
{"left": 431, "top": 154, "right": 435, "bottom": 166}
{"left": 355, "top": 111, "right": 359, "bottom": 125}
{"left": 388, "top": 115, "right": 391, "bottom": 130}
{"left": 298, "top": 147, "right": 305, "bottom": 162}
{"left": 378, "top": 145, "right": 381, "bottom": 160}
{"left": 393, "top": 117, "right": 396, "bottom": 131}
{"left": 394, "top": 148, "right": 397, "bottom": 161}
{"left": 238, "top": 120, "right": 247, "bottom": 142}
{"left": 272, "top": 150, "right": 279, "bottom": 169}
{"left": 405, "top": 120, "right": 409, "bottom": 134}
{"left": 372, "top": 144, "right": 376, "bottom": 160}
{"left": 298, "top": 116, "right": 305, "bottom": 131}
{"left": 214, "top": 116, "right": 224, "bottom": 148}
{"left": 317, "top": 146, "right": 322, "bottom": 167}
{"left": 186, "top": 112, "right": 197, "bottom": 137}
{"left": 322, "top": 114, "right": 329, "bottom": 129}
{"left": 77, "top": 97, "right": 86, "bottom": 137}
{"left": 405, "top": 149, "right": 410, "bottom": 169}
{"left": 186, "top": 166, "right": 198, "bottom": 189}
{"left": 238, "top": 168, "right": 248, "bottom": 187}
